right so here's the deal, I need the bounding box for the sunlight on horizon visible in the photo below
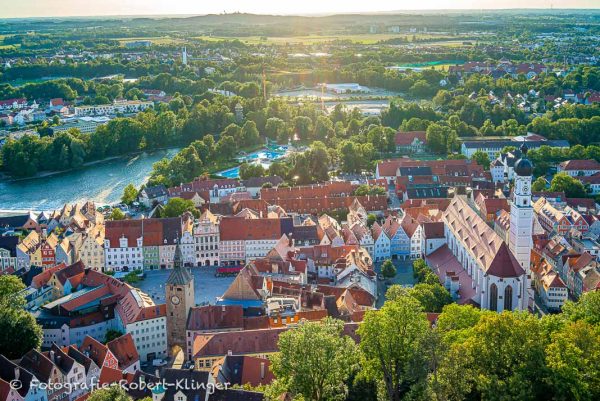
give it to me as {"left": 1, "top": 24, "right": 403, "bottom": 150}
{"left": 2, "top": 0, "right": 599, "bottom": 18}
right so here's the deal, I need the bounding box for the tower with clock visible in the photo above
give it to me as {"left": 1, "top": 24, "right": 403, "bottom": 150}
{"left": 165, "top": 240, "right": 195, "bottom": 355}
{"left": 509, "top": 143, "right": 534, "bottom": 274}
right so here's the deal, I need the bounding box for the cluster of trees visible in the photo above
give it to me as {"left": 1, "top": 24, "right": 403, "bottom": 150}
{"left": 266, "top": 290, "right": 600, "bottom": 401}
{"left": 0, "top": 275, "right": 43, "bottom": 359}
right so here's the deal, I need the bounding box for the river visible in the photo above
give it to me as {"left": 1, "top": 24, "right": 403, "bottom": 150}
{"left": 0, "top": 148, "right": 179, "bottom": 213}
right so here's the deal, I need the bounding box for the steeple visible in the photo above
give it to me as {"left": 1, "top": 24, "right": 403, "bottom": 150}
{"left": 166, "top": 239, "right": 193, "bottom": 286}
{"left": 173, "top": 238, "right": 183, "bottom": 269}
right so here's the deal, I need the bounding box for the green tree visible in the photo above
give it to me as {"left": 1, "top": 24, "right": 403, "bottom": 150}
{"left": 471, "top": 150, "right": 490, "bottom": 169}
{"left": 381, "top": 259, "right": 397, "bottom": 279}
{"left": 545, "top": 320, "right": 600, "bottom": 400}
{"left": 531, "top": 177, "right": 547, "bottom": 192}
{"left": 0, "top": 308, "right": 42, "bottom": 359}
{"left": 88, "top": 385, "right": 133, "bottom": 401}
{"left": 241, "top": 120, "right": 260, "bottom": 147}
{"left": 215, "top": 135, "right": 237, "bottom": 160}
{"left": 109, "top": 208, "right": 126, "bottom": 221}
{"left": 367, "top": 214, "right": 377, "bottom": 227}
{"left": 162, "top": 197, "right": 200, "bottom": 218}
{"left": 104, "top": 329, "right": 124, "bottom": 344}
{"left": 562, "top": 290, "right": 600, "bottom": 325}
{"left": 269, "top": 318, "right": 358, "bottom": 401}
{"left": 550, "top": 172, "right": 587, "bottom": 198}
{"left": 0, "top": 275, "right": 26, "bottom": 309}
{"left": 121, "top": 184, "right": 138, "bottom": 205}
{"left": 239, "top": 163, "right": 265, "bottom": 180}
{"left": 408, "top": 283, "right": 453, "bottom": 313}
{"left": 358, "top": 296, "right": 432, "bottom": 401}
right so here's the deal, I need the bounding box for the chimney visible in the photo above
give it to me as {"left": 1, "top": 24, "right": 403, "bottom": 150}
{"left": 49, "top": 350, "right": 55, "bottom": 363}
{"left": 227, "top": 350, "right": 232, "bottom": 356}
{"left": 14, "top": 367, "right": 20, "bottom": 381}
{"left": 260, "top": 362, "right": 265, "bottom": 379}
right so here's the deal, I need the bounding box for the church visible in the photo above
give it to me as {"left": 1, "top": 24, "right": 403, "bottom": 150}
{"left": 428, "top": 144, "right": 533, "bottom": 312}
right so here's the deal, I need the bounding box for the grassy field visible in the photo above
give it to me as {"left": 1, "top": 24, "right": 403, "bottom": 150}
{"left": 116, "top": 37, "right": 185, "bottom": 46}
{"left": 194, "top": 33, "right": 463, "bottom": 45}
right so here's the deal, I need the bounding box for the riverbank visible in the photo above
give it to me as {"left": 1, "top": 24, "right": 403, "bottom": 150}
{"left": 0, "top": 148, "right": 180, "bottom": 212}
{"left": 1, "top": 147, "right": 178, "bottom": 183}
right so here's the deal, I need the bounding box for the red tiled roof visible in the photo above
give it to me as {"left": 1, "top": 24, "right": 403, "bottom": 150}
{"left": 559, "top": 159, "right": 600, "bottom": 171}
{"left": 423, "top": 222, "right": 445, "bottom": 239}
{"left": 107, "top": 334, "right": 139, "bottom": 370}
{"left": 395, "top": 131, "right": 427, "bottom": 146}
{"left": 187, "top": 305, "right": 244, "bottom": 332}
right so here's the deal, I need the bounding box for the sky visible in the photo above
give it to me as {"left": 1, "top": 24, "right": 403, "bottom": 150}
{"left": 1, "top": 0, "right": 599, "bottom": 18}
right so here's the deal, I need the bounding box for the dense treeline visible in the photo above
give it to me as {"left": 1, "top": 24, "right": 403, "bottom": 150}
{"left": 265, "top": 285, "right": 600, "bottom": 401}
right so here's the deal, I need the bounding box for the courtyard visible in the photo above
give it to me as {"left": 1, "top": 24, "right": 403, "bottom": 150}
{"left": 374, "top": 258, "right": 416, "bottom": 308}
{"left": 133, "top": 266, "right": 236, "bottom": 306}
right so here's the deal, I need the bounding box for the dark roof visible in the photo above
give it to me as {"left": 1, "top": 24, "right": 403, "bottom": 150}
{"left": 0, "top": 214, "right": 33, "bottom": 229}
{"left": 159, "top": 369, "right": 210, "bottom": 401}
{"left": 19, "top": 350, "right": 55, "bottom": 383}
{"left": 166, "top": 255, "right": 193, "bottom": 286}
{"left": 209, "top": 389, "right": 264, "bottom": 401}
{"left": 0, "top": 355, "right": 34, "bottom": 397}
{"left": 0, "top": 236, "right": 19, "bottom": 257}
{"left": 142, "top": 184, "right": 168, "bottom": 198}
{"left": 423, "top": 222, "right": 445, "bottom": 239}
{"left": 405, "top": 187, "right": 449, "bottom": 199}
{"left": 398, "top": 166, "right": 432, "bottom": 176}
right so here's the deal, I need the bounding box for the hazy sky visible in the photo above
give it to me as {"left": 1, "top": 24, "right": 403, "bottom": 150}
{"left": 2, "top": 0, "right": 599, "bottom": 18}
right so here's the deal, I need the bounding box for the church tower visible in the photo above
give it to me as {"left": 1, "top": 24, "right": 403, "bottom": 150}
{"left": 509, "top": 143, "right": 534, "bottom": 273}
{"left": 165, "top": 240, "right": 195, "bottom": 354}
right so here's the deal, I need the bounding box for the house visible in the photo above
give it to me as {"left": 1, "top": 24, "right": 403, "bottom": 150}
{"left": 241, "top": 176, "right": 284, "bottom": 197}
{"left": 0, "top": 354, "right": 48, "bottom": 401}
{"left": 19, "top": 349, "right": 68, "bottom": 401}
{"left": 151, "top": 369, "right": 210, "bottom": 401}
{"left": 80, "top": 336, "right": 119, "bottom": 370}
{"left": 557, "top": 159, "right": 600, "bottom": 177}
{"left": 371, "top": 222, "right": 390, "bottom": 262}
{"left": 106, "top": 334, "right": 140, "bottom": 373}
{"left": 211, "top": 355, "right": 274, "bottom": 388}
{"left": 192, "top": 327, "right": 286, "bottom": 371}
{"left": 394, "top": 131, "right": 427, "bottom": 153}
{"left": 531, "top": 258, "right": 568, "bottom": 311}
{"left": 185, "top": 305, "right": 245, "bottom": 360}
{"left": 115, "top": 289, "right": 167, "bottom": 362}
{"left": 138, "top": 185, "right": 169, "bottom": 208}
{"left": 461, "top": 138, "right": 569, "bottom": 159}
{"left": 562, "top": 253, "right": 600, "bottom": 299}
{"left": 421, "top": 222, "right": 445, "bottom": 257}
{"left": 45, "top": 344, "right": 87, "bottom": 401}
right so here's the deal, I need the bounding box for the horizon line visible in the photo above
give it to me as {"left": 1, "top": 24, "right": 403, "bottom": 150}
{"left": 2, "top": 8, "right": 600, "bottom": 21}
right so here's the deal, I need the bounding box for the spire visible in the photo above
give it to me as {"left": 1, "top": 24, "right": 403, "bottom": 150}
{"left": 167, "top": 237, "right": 193, "bottom": 286}
{"left": 173, "top": 237, "right": 183, "bottom": 269}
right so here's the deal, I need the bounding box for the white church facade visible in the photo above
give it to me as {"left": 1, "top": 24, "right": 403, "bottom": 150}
{"left": 435, "top": 144, "right": 533, "bottom": 312}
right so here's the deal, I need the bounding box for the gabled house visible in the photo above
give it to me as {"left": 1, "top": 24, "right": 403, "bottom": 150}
{"left": 371, "top": 222, "right": 390, "bottom": 262}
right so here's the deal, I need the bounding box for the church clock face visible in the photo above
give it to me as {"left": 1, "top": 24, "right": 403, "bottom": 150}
{"left": 170, "top": 295, "right": 180, "bottom": 305}
{"left": 523, "top": 184, "right": 529, "bottom": 193}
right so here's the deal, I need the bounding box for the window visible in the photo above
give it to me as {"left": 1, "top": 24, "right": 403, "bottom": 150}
{"left": 504, "top": 285, "right": 513, "bottom": 311}
{"left": 489, "top": 283, "right": 498, "bottom": 312}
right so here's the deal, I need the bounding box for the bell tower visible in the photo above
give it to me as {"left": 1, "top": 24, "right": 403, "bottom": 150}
{"left": 165, "top": 240, "right": 195, "bottom": 355}
{"left": 509, "top": 143, "right": 534, "bottom": 273}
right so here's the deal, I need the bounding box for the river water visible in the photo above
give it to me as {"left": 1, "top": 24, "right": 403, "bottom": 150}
{"left": 0, "top": 148, "right": 179, "bottom": 213}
